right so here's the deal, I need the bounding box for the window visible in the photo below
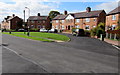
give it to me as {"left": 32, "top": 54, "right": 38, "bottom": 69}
{"left": 38, "top": 21, "right": 41, "bottom": 23}
{"left": 62, "top": 25, "right": 65, "bottom": 30}
{"left": 62, "top": 20, "right": 64, "bottom": 23}
{"left": 56, "top": 20, "right": 59, "bottom": 23}
{"left": 52, "top": 26, "right": 54, "bottom": 29}
{"left": 56, "top": 25, "right": 59, "bottom": 29}
{"left": 93, "top": 26, "right": 96, "bottom": 28}
{"left": 111, "top": 25, "right": 116, "bottom": 30}
{"left": 85, "top": 25, "right": 90, "bottom": 30}
{"left": 76, "top": 25, "right": 80, "bottom": 28}
{"left": 93, "top": 18, "right": 96, "bottom": 22}
{"left": 112, "top": 15, "right": 116, "bottom": 20}
{"left": 16, "top": 21, "right": 17, "bottom": 23}
{"left": 31, "top": 25, "right": 34, "bottom": 28}
{"left": 76, "top": 19, "right": 80, "bottom": 23}
{"left": 43, "top": 21, "right": 45, "bottom": 23}
{"left": 31, "top": 21, "right": 34, "bottom": 23}
{"left": 38, "top": 25, "right": 41, "bottom": 29}
{"left": 85, "top": 18, "right": 90, "bottom": 22}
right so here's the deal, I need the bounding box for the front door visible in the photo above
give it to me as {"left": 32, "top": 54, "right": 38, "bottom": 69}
{"left": 68, "top": 25, "right": 70, "bottom": 30}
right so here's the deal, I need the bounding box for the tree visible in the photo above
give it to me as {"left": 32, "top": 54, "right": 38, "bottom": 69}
{"left": 49, "top": 11, "right": 60, "bottom": 20}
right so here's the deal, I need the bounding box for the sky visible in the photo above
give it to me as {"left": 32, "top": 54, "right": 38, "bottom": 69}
{"left": 0, "top": 0, "right": 120, "bottom": 22}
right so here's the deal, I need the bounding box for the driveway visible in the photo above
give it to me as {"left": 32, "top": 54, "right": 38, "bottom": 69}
{"left": 2, "top": 34, "right": 119, "bottom": 73}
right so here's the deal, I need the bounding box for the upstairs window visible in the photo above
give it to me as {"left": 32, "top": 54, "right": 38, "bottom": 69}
{"left": 31, "top": 21, "right": 34, "bottom": 23}
{"left": 62, "top": 20, "right": 64, "bottom": 23}
{"left": 76, "top": 19, "right": 80, "bottom": 23}
{"left": 56, "top": 20, "right": 59, "bottom": 23}
{"left": 112, "top": 15, "right": 116, "bottom": 20}
{"left": 85, "top": 18, "right": 90, "bottom": 22}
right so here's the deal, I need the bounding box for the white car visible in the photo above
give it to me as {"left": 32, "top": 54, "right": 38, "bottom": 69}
{"left": 39, "top": 28, "right": 48, "bottom": 32}
{"left": 48, "top": 29, "right": 58, "bottom": 33}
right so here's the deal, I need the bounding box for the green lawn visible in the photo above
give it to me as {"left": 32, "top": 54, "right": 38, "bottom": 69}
{"left": 3, "top": 32, "right": 70, "bottom": 42}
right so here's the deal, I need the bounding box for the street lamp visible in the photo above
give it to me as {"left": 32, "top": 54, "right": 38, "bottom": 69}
{"left": 25, "top": 7, "right": 30, "bottom": 36}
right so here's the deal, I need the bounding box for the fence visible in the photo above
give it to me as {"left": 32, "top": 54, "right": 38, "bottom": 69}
{"left": 106, "top": 30, "right": 120, "bottom": 40}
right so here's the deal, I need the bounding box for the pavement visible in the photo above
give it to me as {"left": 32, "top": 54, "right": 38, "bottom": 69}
{"left": 2, "top": 33, "right": 120, "bottom": 73}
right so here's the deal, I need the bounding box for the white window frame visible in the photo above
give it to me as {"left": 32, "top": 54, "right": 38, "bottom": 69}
{"left": 62, "top": 20, "right": 64, "bottom": 23}
{"left": 85, "top": 18, "right": 90, "bottom": 22}
{"left": 93, "top": 18, "right": 96, "bottom": 22}
{"left": 56, "top": 20, "right": 59, "bottom": 23}
{"left": 76, "top": 25, "right": 80, "bottom": 28}
{"left": 111, "top": 25, "right": 116, "bottom": 30}
{"left": 85, "top": 25, "right": 90, "bottom": 30}
{"left": 56, "top": 25, "right": 59, "bottom": 29}
{"left": 62, "top": 25, "right": 65, "bottom": 30}
{"left": 76, "top": 19, "right": 80, "bottom": 23}
{"left": 112, "top": 15, "right": 116, "bottom": 20}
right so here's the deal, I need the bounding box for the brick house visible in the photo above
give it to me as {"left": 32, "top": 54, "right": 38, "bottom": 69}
{"left": 52, "top": 7, "right": 106, "bottom": 31}
{"left": 1, "top": 14, "right": 23, "bottom": 30}
{"left": 27, "top": 13, "right": 51, "bottom": 30}
{"left": 106, "top": 6, "right": 120, "bottom": 31}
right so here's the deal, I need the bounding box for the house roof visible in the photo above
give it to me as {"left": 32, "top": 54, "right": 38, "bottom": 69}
{"left": 107, "top": 6, "right": 120, "bottom": 15}
{"left": 71, "top": 10, "right": 105, "bottom": 18}
{"left": 28, "top": 16, "right": 48, "bottom": 21}
{"left": 53, "top": 10, "right": 105, "bottom": 20}
{"left": 53, "top": 15, "right": 68, "bottom": 20}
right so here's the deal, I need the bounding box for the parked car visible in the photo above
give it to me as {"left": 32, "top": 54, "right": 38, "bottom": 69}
{"left": 18, "top": 28, "right": 26, "bottom": 32}
{"left": 39, "top": 28, "right": 48, "bottom": 32}
{"left": 72, "top": 29, "right": 84, "bottom": 36}
{"left": 48, "top": 29, "right": 58, "bottom": 33}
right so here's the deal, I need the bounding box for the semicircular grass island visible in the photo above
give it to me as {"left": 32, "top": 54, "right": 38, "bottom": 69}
{"left": 3, "top": 32, "right": 70, "bottom": 42}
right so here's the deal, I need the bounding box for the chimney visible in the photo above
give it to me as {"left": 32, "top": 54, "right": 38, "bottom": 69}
{"left": 64, "top": 10, "right": 67, "bottom": 15}
{"left": 38, "top": 13, "right": 40, "bottom": 16}
{"left": 86, "top": 7, "right": 91, "bottom": 13}
{"left": 13, "top": 14, "right": 15, "bottom": 17}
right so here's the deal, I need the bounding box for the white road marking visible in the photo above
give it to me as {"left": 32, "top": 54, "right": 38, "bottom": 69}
{"left": 112, "top": 45, "right": 120, "bottom": 50}
{"left": 3, "top": 46, "right": 51, "bottom": 73}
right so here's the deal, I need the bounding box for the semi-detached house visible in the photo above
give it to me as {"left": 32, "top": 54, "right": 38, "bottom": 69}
{"left": 52, "top": 7, "right": 106, "bottom": 31}
{"left": 106, "top": 6, "right": 120, "bottom": 31}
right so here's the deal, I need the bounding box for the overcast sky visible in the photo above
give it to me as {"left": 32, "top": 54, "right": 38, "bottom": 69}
{"left": 0, "top": 0, "right": 119, "bottom": 22}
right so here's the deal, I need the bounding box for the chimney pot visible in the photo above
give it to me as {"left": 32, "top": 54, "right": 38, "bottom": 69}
{"left": 64, "top": 10, "right": 67, "bottom": 15}
{"left": 38, "top": 13, "right": 40, "bottom": 16}
{"left": 86, "top": 7, "right": 91, "bottom": 13}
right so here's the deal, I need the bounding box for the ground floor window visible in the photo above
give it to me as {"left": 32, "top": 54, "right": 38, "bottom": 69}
{"left": 38, "top": 25, "right": 42, "bottom": 29}
{"left": 76, "top": 25, "right": 80, "bottom": 28}
{"left": 52, "top": 26, "right": 54, "bottom": 29}
{"left": 111, "top": 25, "right": 116, "bottom": 30}
{"left": 85, "top": 25, "right": 90, "bottom": 30}
{"left": 31, "top": 25, "right": 34, "bottom": 28}
{"left": 93, "top": 26, "right": 96, "bottom": 28}
{"left": 61, "top": 25, "right": 65, "bottom": 30}
{"left": 56, "top": 25, "right": 59, "bottom": 29}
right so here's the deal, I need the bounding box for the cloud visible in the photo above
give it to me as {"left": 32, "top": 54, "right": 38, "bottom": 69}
{"left": 0, "top": 0, "right": 60, "bottom": 22}
{"left": 95, "top": 1, "right": 119, "bottom": 13}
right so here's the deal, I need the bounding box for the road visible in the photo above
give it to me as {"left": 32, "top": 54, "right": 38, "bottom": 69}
{"left": 2, "top": 34, "right": 119, "bottom": 73}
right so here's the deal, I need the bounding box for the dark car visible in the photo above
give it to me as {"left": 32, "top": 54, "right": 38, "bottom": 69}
{"left": 72, "top": 29, "right": 84, "bottom": 36}
{"left": 48, "top": 29, "right": 58, "bottom": 33}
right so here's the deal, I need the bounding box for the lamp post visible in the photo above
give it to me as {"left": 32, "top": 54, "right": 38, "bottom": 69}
{"left": 23, "top": 10, "right": 26, "bottom": 34}
{"left": 25, "top": 7, "right": 30, "bottom": 36}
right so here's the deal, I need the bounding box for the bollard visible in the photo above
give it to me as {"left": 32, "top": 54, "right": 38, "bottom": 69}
{"left": 100, "top": 34, "right": 104, "bottom": 41}
{"left": 9, "top": 31, "right": 11, "bottom": 34}
{"left": 114, "top": 34, "right": 117, "bottom": 40}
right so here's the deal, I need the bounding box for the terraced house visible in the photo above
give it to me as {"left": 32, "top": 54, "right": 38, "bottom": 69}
{"left": 106, "top": 6, "right": 120, "bottom": 31}
{"left": 27, "top": 13, "right": 51, "bottom": 29}
{"left": 52, "top": 7, "right": 106, "bottom": 31}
